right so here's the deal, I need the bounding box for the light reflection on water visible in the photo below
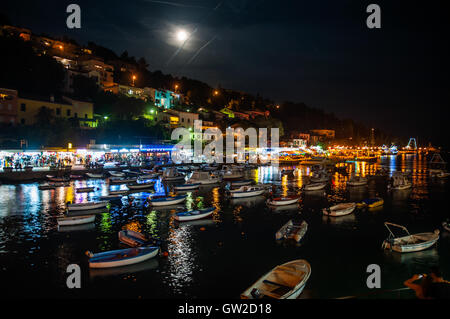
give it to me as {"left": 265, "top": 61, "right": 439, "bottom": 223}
{"left": 0, "top": 154, "right": 449, "bottom": 298}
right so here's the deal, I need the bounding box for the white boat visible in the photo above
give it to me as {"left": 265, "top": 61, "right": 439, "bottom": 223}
{"left": 162, "top": 168, "right": 185, "bottom": 181}
{"left": 127, "top": 181, "right": 155, "bottom": 189}
{"left": 310, "top": 172, "right": 329, "bottom": 183}
{"left": 188, "top": 171, "right": 221, "bottom": 184}
{"left": 231, "top": 179, "right": 253, "bottom": 187}
{"left": 390, "top": 173, "right": 412, "bottom": 190}
{"left": 67, "top": 200, "right": 109, "bottom": 211}
{"left": 267, "top": 195, "right": 300, "bottom": 206}
{"left": 57, "top": 215, "right": 95, "bottom": 226}
{"left": 382, "top": 222, "right": 440, "bottom": 253}
{"left": 174, "top": 207, "right": 216, "bottom": 221}
{"left": 323, "top": 202, "right": 356, "bottom": 217}
{"left": 275, "top": 220, "right": 308, "bottom": 242}
{"left": 109, "top": 171, "right": 125, "bottom": 177}
{"left": 138, "top": 173, "right": 159, "bottom": 180}
{"left": 76, "top": 187, "right": 96, "bottom": 193}
{"left": 222, "top": 169, "right": 244, "bottom": 180}
{"left": 174, "top": 182, "right": 201, "bottom": 191}
{"left": 87, "top": 246, "right": 159, "bottom": 268}
{"left": 227, "top": 186, "right": 265, "bottom": 198}
{"left": 303, "top": 183, "right": 326, "bottom": 191}
{"left": 347, "top": 176, "right": 368, "bottom": 186}
{"left": 86, "top": 173, "right": 103, "bottom": 178}
{"left": 241, "top": 259, "right": 311, "bottom": 299}
{"left": 148, "top": 195, "right": 187, "bottom": 206}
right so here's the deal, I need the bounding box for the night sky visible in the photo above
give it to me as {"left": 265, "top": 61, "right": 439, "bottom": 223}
{"left": 2, "top": 1, "right": 449, "bottom": 145}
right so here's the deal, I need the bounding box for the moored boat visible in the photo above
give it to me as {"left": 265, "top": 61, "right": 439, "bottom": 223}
{"left": 303, "top": 182, "right": 326, "bottom": 191}
{"left": 356, "top": 197, "right": 383, "bottom": 208}
{"left": 322, "top": 202, "right": 356, "bottom": 217}
{"left": 174, "top": 207, "right": 216, "bottom": 221}
{"left": 86, "top": 246, "right": 159, "bottom": 268}
{"left": 227, "top": 185, "right": 265, "bottom": 198}
{"left": 230, "top": 179, "right": 253, "bottom": 187}
{"left": 346, "top": 176, "right": 368, "bottom": 187}
{"left": 57, "top": 215, "right": 95, "bottom": 226}
{"left": 162, "top": 168, "right": 185, "bottom": 181}
{"left": 241, "top": 259, "right": 311, "bottom": 299}
{"left": 127, "top": 181, "right": 155, "bottom": 190}
{"left": 109, "top": 171, "right": 125, "bottom": 177}
{"left": 118, "top": 230, "right": 155, "bottom": 247}
{"left": 188, "top": 171, "right": 221, "bottom": 184}
{"left": 109, "top": 189, "right": 129, "bottom": 195}
{"left": 382, "top": 222, "right": 440, "bottom": 253}
{"left": 148, "top": 194, "right": 187, "bottom": 206}
{"left": 174, "top": 182, "right": 201, "bottom": 191}
{"left": 275, "top": 220, "right": 308, "bottom": 242}
{"left": 109, "top": 177, "right": 137, "bottom": 184}
{"left": 67, "top": 200, "right": 109, "bottom": 211}
{"left": 38, "top": 183, "right": 56, "bottom": 190}
{"left": 86, "top": 172, "right": 103, "bottom": 178}
{"left": 267, "top": 195, "right": 300, "bottom": 206}
{"left": 76, "top": 186, "right": 96, "bottom": 193}
{"left": 46, "top": 175, "right": 68, "bottom": 182}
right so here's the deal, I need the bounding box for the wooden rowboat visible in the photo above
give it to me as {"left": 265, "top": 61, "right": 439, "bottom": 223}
{"left": 118, "top": 230, "right": 155, "bottom": 247}
{"left": 303, "top": 183, "right": 326, "bottom": 191}
{"left": 382, "top": 222, "right": 440, "bottom": 253}
{"left": 227, "top": 186, "right": 265, "bottom": 198}
{"left": 267, "top": 196, "right": 300, "bottom": 206}
{"left": 322, "top": 203, "right": 356, "bottom": 217}
{"left": 86, "top": 246, "right": 159, "bottom": 268}
{"left": 57, "top": 215, "right": 95, "bottom": 226}
{"left": 174, "top": 207, "right": 216, "bottom": 221}
{"left": 241, "top": 259, "right": 311, "bottom": 299}
{"left": 275, "top": 220, "right": 308, "bottom": 242}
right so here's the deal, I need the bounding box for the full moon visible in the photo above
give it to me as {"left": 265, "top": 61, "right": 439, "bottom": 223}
{"left": 177, "top": 30, "right": 188, "bottom": 42}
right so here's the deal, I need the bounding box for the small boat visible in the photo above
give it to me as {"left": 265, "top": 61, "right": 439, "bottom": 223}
{"left": 109, "top": 177, "right": 137, "bottom": 184}
{"left": 275, "top": 220, "right": 308, "bottom": 242}
{"left": 86, "top": 246, "right": 159, "bottom": 268}
{"left": 118, "top": 230, "right": 155, "bottom": 247}
{"left": 46, "top": 175, "right": 68, "bottom": 182}
{"left": 122, "top": 169, "right": 140, "bottom": 176}
{"left": 442, "top": 221, "right": 450, "bottom": 232}
{"left": 162, "top": 168, "right": 185, "bottom": 181}
{"left": 347, "top": 176, "right": 368, "bottom": 187}
{"left": 231, "top": 179, "right": 253, "bottom": 187}
{"left": 281, "top": 169, "right": 294, "bottom": 175}
{"left": 323, "top": 202, "right": 356, "bottom": 217}
{"left": 174, "top": 182, "right": 201, "bottom": 191}
{"left": 303, "top": 183, "right": 326, "bottom": 191}
{"left": 86, "top": 173, "right": 103, "bottom": 178}
{"left": 109, "top": 171, "right": 125, "bottom": 177}
{"left": 436, "top": 171, "right": 450, "bottom": 178}
{"left": 382, "top": 222, "right": 440, "bottom": 253}
{"left": 57, "top": 215, "right": 95, "bottom": 226}
{"left": 127, "top": 181, "right": 155, "bottom": 189}
{"left": 227, "top": 186, "right": 265, "bottom": 198}
{"left": 222, "top": 169, "right": 244, "bottom": 180}
{"left": 267, "top": 195, "right": 300, "bottom": 206}
{"left": 99, "top": 194, "right": 124, "bottom": 200}
{"left": 109, "top": 189, "right": 129, "bottom": 195}
{"left": 67, "top": 200, "right": 109, "bottom": 211}
{"left": 356, "top": 197, "right": 384, "bottom": 208}
{"left": 38, "top": 183, "right": 56, "bottom": 190}
{"left": 174, "top": 207, "right": 216, "bottom": 221}
{"left": 138, "top": 173, "right": 159, "bottom": 180}
{"left": 310, "top": 172, "right": 329, "bottom": 183}
{"left": 148, "top": 195, "right": 187, "bottom": 206}
{"left": 76, "top": 187, "right": 96, "bottom": 193}
{"left": 241, "top": 259, "right": 311, "bottom": 299}
{"left": 70, "top": 174, "right": 84, "bottom": 179}
{"left": 188, "top": 171, "right": 221, "bottom": 184}
{"left": 390, "top": 173, "right": 412, "bottom": 190}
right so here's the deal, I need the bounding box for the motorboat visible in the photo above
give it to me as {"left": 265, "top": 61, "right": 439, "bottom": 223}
{"left": 188, "top": 171, "right": 221, "bottom": 184}
{"left": 174, "top": 207, "right": 216, "bottom": 221}
{"left": 148, "top": 194, "right": 187, "bottom": 206}
{"left": 227, "top": 185, "right": 265, "bottom": 198}
{"left": 86, "top": 246, "right": 159, "bottom": 268}
{"left": 322, "top": 203, "right": 356, "bottom": 217}
{"left": 382, "top": 222, "right": 440, "bottom": 253}
{"left": 267, "top": 195, "right": 300, "bottom": 206}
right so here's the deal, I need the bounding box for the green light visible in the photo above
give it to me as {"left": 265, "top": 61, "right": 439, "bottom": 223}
{"left": 104, "top": 116, "right": 109, "bottom": 120}
{"left": 189, "top": 127, "right": 193, "bottom": 131}
{"left": 150, "top": 109, "right": 155, "bottom": 114}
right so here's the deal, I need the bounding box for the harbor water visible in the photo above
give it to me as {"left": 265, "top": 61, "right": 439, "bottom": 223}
{"left": 0, "top": 154, "right": 449, "bottom": 299}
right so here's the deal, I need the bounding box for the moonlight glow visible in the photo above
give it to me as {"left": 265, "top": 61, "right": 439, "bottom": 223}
{"left": 177, "top": 30, "right": 188, "bottom": 42}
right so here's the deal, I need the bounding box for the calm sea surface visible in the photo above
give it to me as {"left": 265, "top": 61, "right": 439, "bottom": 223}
{"left": 0, "top": 154, "right": 449, "bottom": 299}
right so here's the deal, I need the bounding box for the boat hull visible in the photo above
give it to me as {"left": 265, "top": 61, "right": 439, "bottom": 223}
{"left": 89, "top": 247, "right": 159, "bottom": 268}
{"left": 57, "top": 215, "right": 95, "bottom": 226}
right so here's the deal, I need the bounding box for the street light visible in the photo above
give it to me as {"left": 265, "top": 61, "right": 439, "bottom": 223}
{"left": 213, "top": 90, "right": 219, "bottom": 96}
{"left": 132, "top": 75, "right": 136, "bottom": 86}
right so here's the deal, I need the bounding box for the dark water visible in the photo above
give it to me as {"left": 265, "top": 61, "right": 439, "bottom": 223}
{"left": 0, "top": 154, "right": 449, "bottom": 299}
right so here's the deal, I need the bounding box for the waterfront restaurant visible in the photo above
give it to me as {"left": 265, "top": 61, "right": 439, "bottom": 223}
{"left": 0, "top": 144, "right": 175, "bottom": 170}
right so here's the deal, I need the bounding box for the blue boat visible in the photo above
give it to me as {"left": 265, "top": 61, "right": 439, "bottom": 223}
{"left": 174, "top": 207, "right": 216, "bottom": 221}
{"left": 87, "top": 246, "right": 159, "bottom": 268}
